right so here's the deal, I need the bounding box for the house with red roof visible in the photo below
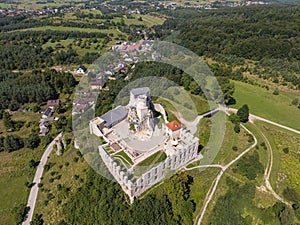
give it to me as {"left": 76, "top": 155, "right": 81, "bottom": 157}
{"left": 47, "top": 99, "right": 61, "bottom": 108}
{"left": 165, "top": 120, "right": 182, "bottom": 140}
{"left": 127, "top": 43, "right": 141, "bottom": 52}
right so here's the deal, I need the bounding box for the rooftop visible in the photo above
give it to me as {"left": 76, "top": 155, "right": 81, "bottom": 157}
{"left": 165, "top": 120, "right": 182, "bottom": 131}
{"left": 130, "top": 87, "right": 150, "bottom": 97}
{"left": 47, "top": 99, "right": 61, "bottom": 107}
{"left": 100, "top": 106, "right": 128, "bottom": 128}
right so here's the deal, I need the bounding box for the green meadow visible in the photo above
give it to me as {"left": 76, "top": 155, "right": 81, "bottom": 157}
{"left": 232, "top": 80, "right": 300, "bottom": 130}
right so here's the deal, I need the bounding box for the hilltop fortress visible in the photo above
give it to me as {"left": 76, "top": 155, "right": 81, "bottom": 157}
{"left": 90, "top": 87, "right": 200, "bottom": 202}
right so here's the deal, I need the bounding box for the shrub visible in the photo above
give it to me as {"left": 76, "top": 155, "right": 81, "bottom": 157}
{"left": 234, "top": 124, "right": 241, "bottom": 133}
{"left": 283, "top": 147, "right": 289, "bottom": 154}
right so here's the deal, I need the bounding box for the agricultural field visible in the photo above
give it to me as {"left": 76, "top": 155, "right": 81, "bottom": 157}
{"left": 0, "top": 0, "right": 88, "bottom": 9}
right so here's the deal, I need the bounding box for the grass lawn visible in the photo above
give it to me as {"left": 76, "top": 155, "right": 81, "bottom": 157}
{"left": 232, "top": 80, "right": 300, "bottom": 130}
{"left": 187, "top": 167, "right": 220, "bottom": 219}
{"left": 136, "top": 151, "right": 167, "bottom": 167}
{"left": 202, "top": 121, "right": 300, "bottom": 224}
{"left": 157, "top": 88, "right": 209, "bottom": 122}
{"left": 42, "top": 38, "right": 104, "bottom": 57}
{"left": 212, "top": 120, "right": 254, "bottom": 166}
{"left": 113, "top": 150, "right": 134, "bottom": 165}
{"left": 0, "top": 147, "right": 44, "bottom": 225}
{"left": 0, "top": 112, "right": 40, "bottom": 137}
{"left": 0, "top": 0, "right": 88, "bottom": 9}
{"left": 134, "top": 151, "right": 167, "bottom": 177}
{"left": 156, "top": 98, "right": 179, "bottom": 122}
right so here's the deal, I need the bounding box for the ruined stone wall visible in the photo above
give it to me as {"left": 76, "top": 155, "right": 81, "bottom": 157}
{"left": 99, "top": 130, "right": 199, "bottom": 201}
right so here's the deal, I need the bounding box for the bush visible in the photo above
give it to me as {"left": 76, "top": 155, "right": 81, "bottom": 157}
{"left": 31, "top": 213, "right": 44, "bottom": 225}
{"left": 29, "top": 159, "right": 39, "bottom": 168}
{"left": 11, "top": 203, "right": 26, "bottom": 224}
{"left": 57, "top": 184, "right": 62, "bottom": 191}
{"left": 229, "top": 113, "right": 240, "bottom": 124}
{"left": 25, "top": 134, "right": 40, "bottom": 149}
{"left": 273, "top": 88, "right": 279, "bottom": 95}
{"left": 283, "top": 186, "right": 300, "bottom": 203}
{"left": 234, "top": 124, "right": 241, "bottom": 133}
{"left": 236, "top": 151, "right": 264, "bottom": 180}
{"left": 283, "top": 147, "right": 289, "bottom": 154}
{"left": 73, "top": 157, "right": 79, "bottom": 163}
{"left": 292, "top": 98, "right": 299, "bottom": 106}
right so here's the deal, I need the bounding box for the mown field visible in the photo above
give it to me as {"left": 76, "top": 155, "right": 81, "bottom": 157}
{"left": 232, "top": 80, "right": 300, "bottom": 130}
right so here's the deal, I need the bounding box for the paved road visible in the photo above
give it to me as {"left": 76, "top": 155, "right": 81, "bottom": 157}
{"left": 22, "top": 133, "right": 62, "bottom": 225}
{"left": 176, "top": 108, "right": 220, "bottom": 135}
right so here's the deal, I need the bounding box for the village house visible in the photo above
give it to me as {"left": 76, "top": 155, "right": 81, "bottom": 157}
{"left": 47, "top": 99, "right": 61, "bottom": 108}
{"left": 76, "top": 65, "right": 87, "bottom": 74}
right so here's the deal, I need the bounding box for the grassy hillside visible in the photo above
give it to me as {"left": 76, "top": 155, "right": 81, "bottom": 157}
{"left": 232, "top": 80, "right": 300, "bottom": 130}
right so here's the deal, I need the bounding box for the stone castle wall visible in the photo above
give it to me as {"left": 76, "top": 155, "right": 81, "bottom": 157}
{"left": 99, "top": 129, "right": 199, "bottom": 201}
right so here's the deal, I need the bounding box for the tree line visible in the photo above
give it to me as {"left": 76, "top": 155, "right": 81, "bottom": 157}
{"left": 155, "top": 5, "right": 300, "bottom": 89}
{"left": 157, "top": 5, "right": 300, "bottom": 60}
{"left": 61, "top": 169, "right": 195, "bottom": 225}
{"left": 0, "top": 69, "right": 76, "bottom": 110}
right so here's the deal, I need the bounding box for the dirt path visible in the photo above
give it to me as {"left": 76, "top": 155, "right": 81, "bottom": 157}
{"left": 256, "top": 126, "right": 291, "bottom": 206}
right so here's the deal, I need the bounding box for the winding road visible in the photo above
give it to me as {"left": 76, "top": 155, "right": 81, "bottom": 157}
{"left": 185, "top": 124, "right": 258, "bottom": 225}
{"left": 22, "top": 133, "right": 62, "bottom": 225}
{"left": 185, "top": 106, "right": 300, "bottom": 224}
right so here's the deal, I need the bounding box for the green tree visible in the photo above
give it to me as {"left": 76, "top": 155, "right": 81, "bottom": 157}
{"left": 25, "top": 134, "right": 41, "bottom": 149}
{"left": 237, "top": 104, "right": 249, "bottom": 123}
{"left": 229, "top": 113, "right": 240, "bottom": 124}
{"left": 4, "top": 135, "right": 24, "bottom": 152}
{"left": 234, "top": 124, "right": 241, "bottom": 133}
{"left": 283, "top": 186, "right": 300, "bottom": 203}
{"left": 3, "top": 111, "right": 14, "bottom": 130}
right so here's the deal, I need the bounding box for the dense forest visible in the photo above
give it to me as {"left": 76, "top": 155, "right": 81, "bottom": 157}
{"left": 155, "top": 5, "right": 300, "bottom": 88}
{"left": 0, "top": 69, "right": 76, "bottom": 110}
{"left": 62, "top": 168, "right": 195, "bottom": 225}
{"left": 157, "top": 5, "right": 300, "bottom": 60}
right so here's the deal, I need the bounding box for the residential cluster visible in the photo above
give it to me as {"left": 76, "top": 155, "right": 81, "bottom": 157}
{"left": 0, "top": 0, "right": 270, "bottom": 17}
{"left": 38, "top": 100, "right": 60, "bottom": 136}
